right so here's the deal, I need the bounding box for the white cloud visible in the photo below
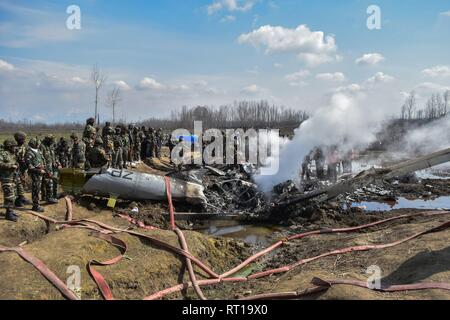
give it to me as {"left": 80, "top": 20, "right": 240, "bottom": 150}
{"left": 422, "top": 65, "right": 450, "bottom": 78}
{"left": 207, "top": 0, "right": 256, "bottom": 15}
{"left": 274, "top": 63, "right": 283, "bottom": 68}
{"left": 415, "top": 82, "right": 450, "bottom": 93}
{"left": 333, "top": 83, "right": 364, "bottom": 95}
{"left": 440, "top": 10, "right": 450, "bottom": 17}
{"left": 316, "top": 72, "right": 346, "bottom": 82}
{"left": 137, "top": 77, "right": 166, "bottom": 90}
{"left": 114, "top": 80, "right": 131, "bottom": 90}
{"left": 284, "top": 70, "right": 310, "bottom": 81}
{"left": 220, "top": 15, "right": 236, "bottom": 22}
{"left": 355, "top": 53, "right": 385, "bottom": 66}
{"left": 238, "top": 24, "right": 339, "bottom": 67}
{"left": 366, "top": 72, "right": 395, "bottom": 84}
{"left": 71, "top": 76, "right": 88, "bottom": 84}
{"left": 0, "top": 59, "right": 15, "bottom": 71}
{"left": 241, "top": 84, "right": 263, "bottom": 94}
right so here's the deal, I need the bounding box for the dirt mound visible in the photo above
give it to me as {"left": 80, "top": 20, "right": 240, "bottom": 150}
{"left": 0, "top": 197, "right": 248, "bottom": 300}
{"left": 221, "top": 213, "right": 450, "bottom": 300}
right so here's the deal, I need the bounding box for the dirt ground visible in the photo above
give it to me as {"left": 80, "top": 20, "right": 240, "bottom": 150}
{"left": 0, "top": 160, "right": 449, "bottom": 300}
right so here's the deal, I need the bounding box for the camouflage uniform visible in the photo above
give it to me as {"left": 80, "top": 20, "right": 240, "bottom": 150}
{"left": 102, "top": 123, "right": 115, "bottom": 167}
{"left": 40, "top": 135, "right": 59, "bottom": 203}
{"left": 155, "top": 128, "right": 163, "bottom": 159}
{"left": 14, "top": 131, "right": 30, "bottom": 206}
{"left": 133, "top": 127, "right": 142, "bottom": 162}
{"left": 87, "top": 137, "right": 109, "bottom": 169}
{"left": 127, "top": 125, "right": 135, "bottom": 162}
{"left": 0, "top": 140, "right": 19, "bottom": 221}
{"left": 121, "top": 127, "right": 130, "bottom": 168}
{"left": 56, "top": 137, "right": 71, "bottom": 168}
{"left": 70, "top": 133, "right": 86, "bottom": 170}
{"left": 112, "top": 127, "right": 124, "bottom": 169}
{"left": 25, "top": 138, "right": 45, "bottom": 212}
{"left": 143, "top": 128, "right": 155, "bottom": 159}
{"left": 83, "top": 118, "right": 97, "bottom": 155}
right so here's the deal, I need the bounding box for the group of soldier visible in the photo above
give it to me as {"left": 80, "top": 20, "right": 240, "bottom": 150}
{"left": 0, "top": 117, "right": 166, "bottom": 223}
{"left": 301, "top": 146, "right": 354, "bottom": 183}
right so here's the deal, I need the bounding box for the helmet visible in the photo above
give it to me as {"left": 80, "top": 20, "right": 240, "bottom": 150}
{"left": 28, "top": 138, "right": 39, "bottom": 149}
{"left": 105, "top": 122, "right": 111, "bottom": 127}
{"left": 70, "top": 132, "right": 79, "bottom": 140}
{"left": 87, "top": 117, "right": 95, "bottom": 125}
{"left": 3, "top": 139, "right": 18, "bottom": 149}
{"left": 14, "top": 131, "right": 27, "bottom": 142}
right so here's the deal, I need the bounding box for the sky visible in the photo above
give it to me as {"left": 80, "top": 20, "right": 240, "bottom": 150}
{"left": 0, "top": 0, "right": 449, "bottom": 123}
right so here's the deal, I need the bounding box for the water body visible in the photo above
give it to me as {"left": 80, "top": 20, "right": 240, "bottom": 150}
{"left": 352, "top": 196, "right": 450, "bottom": 212}
{"left": 198, "top": 222, "right": 282, "bottom": 246}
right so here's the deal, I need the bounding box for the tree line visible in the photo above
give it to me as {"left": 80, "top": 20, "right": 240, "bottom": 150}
{"left": 400, "top": 90, "right": 450, "bottom": 120}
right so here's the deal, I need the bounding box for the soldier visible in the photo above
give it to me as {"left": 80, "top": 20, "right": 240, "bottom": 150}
{"left": 133, "top": 126, "right": 142, "bottom": 162}
{"left": 143, "top": 128, "right": 155, "bottom": 159}
{"left": 0, "top": 139, "right": 20, "bottom": 222}
{"left": 127, "top": 124, "right": 135, "bottom": 163}
{"left": 87, "top": 137, "right": 109, "bottom": 169}
{"left": 121, "top": 126, "right": 130, "bottom": 168}
{"left": 83, "top": 117, "right": 97, "bottom": 155}
{"left": 301, "top": 153, "right": 312, "bottom": 181}
{"left": 40, "top": 135, "right": 59, "bottom": 204}
{"left": 327, "top": 146, "right": 339, "bottom": 183}
{"left": 313, "top": 147, "right": 325, "bottom": 180}
{"left": 155, "top": 128, "right": 163, "bottom": 159}
{"left": 112, "top": 126, "right": 124, "bottom": 169}
{"left": 102, "top": 122, "right": 115, "bottom": 167}
{"left": 55, "top": 137, "right": 71, "bottom": 168}
{"left": 25, "top": 138, "right": 45, "bottom": 213}
{"left": 13, "top": 131, "right": 31, "bottom": 207}
{"left": 102, "top": 122, "right": 114, "bottom": 139}
{"left": 70, "top": 133, "right": 86, "bottom": 170}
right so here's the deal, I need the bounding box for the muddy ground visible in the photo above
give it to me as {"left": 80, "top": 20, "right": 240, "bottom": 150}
{"left": 0, "top": 164, "right": 449, "bottom": 300}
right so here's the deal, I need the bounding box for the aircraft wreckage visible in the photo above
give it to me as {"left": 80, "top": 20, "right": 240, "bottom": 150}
{"left": 58, "top": 147, "right": 450, "bottom": 214}
{"left": 59, "top": 168, "right": 207, "bottom": 205}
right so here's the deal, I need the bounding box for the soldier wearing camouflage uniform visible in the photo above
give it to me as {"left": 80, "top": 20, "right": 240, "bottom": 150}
{"left": 56, "top": 137, "right": 71, "bottom": 168}
{"left": 121, "top": 126, "right": 130, "bottom": 168}
{"left": 83, "top": 117, "right": 97, "bottom": 155}
{"left": 70, "top": 133, "right": 86, "bottom": 170}
{"left": 40, "top": 135, "right": 59, "bottom": 204}
{"left": 133, "top": 126, "right": 142, "bottom": 162}
{"left": 155, "top": 128, "right": 163, "bottom": 159}
{"left": 102, "top": 122, "right": 115, "bottom": 167}
{"left": 112, "top": 126, "right": 124, "bottom": 169}
{"left": 13, "top": 131, "right": 31, "bottom": 207}
{"left": 0, "top": 139, "right": 20, "bottom": 222}
{"left": 25, "top": 138, "right": 45, "bottom": 213}
{"left": 87, "top": 137, "right": 109, "bottom": 169}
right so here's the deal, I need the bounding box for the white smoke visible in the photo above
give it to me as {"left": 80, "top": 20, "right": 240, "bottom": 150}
{"left": 402, "top": 115, "right": 450, "bottom": 154}
{"left": 254, "top": 89, "right": 387, "bottom": 192}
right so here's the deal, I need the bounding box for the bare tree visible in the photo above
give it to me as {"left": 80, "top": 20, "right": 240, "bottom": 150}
{"left": 91, "top": 64, "right": 107, "bottom": 125}
{"left": 106, "top": 87, "right": 121, "bottom": 126}
{"left": 402, "top": 91, "right": 416, "bottom": 120}
{"left": 444, "top": 90, "right": 450, "bottom": 116}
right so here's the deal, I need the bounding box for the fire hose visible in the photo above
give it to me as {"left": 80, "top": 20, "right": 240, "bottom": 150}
{"left": 5, "top": 198, "right": 450, "bottom": 300}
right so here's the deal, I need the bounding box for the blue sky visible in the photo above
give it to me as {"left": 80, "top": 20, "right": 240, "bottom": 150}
{"left": 0, "top": 0, "right": 449, "bottom": 123}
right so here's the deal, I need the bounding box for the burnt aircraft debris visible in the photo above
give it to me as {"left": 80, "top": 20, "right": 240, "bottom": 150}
{"left": 58, "top": 147, "right": 450, "bottom": 220}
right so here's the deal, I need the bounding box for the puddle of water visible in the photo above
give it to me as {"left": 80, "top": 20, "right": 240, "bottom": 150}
{"left": 351, "top": 196, "right": 450, "bottom": 212}
{"left": 197, "top": 222, "right": 281, "bottom": 246}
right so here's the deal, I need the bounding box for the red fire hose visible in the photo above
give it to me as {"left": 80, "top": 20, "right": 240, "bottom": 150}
{"left": 12, "top": 199, "right": 450, "bottom": 301}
